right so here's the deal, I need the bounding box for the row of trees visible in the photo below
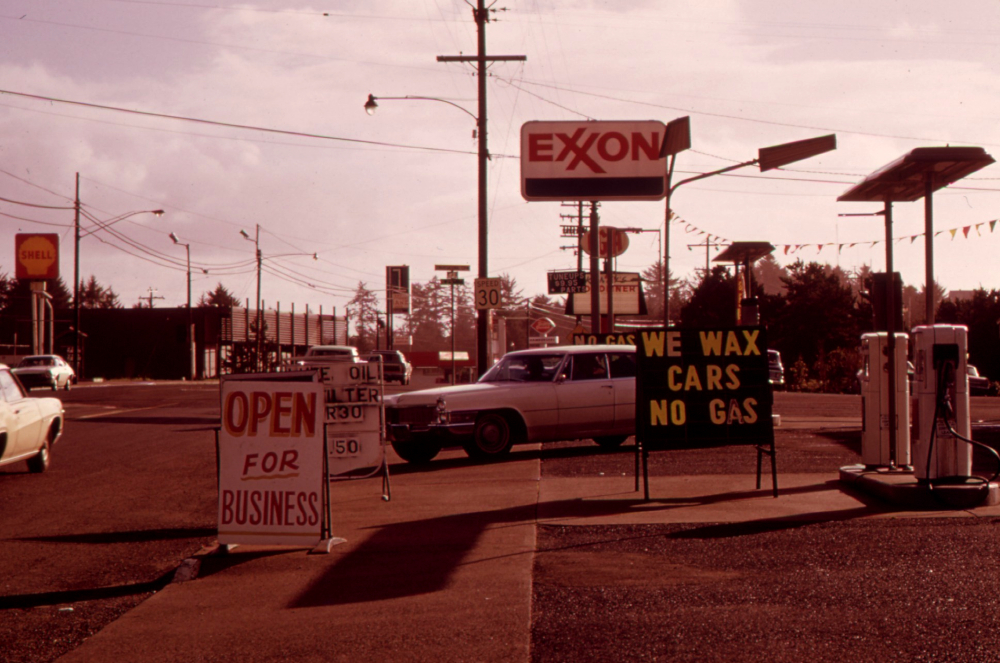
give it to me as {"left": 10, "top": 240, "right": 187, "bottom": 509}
{"left": 4, "top": 259, "right": 997, "bottom": 394}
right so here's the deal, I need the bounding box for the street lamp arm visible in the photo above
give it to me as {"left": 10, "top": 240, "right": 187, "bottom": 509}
{"left": 670, "top": 158, "right": 759, "bottom": 193}
{"left": 365, "top": 94, "right": 477, "bottom": 121}
{"left": 80, "top": 208, "right": 165, "bottom": 238}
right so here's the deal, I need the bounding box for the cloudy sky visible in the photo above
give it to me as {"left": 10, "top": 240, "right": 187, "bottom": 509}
{"left": 2, "top": 0, "right": 999, "bottom": 319}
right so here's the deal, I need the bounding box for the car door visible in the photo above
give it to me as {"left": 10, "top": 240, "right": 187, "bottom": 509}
{"left": 607, "top": 351, "right": 637, "bottom": 433}
{"left": 555, "top": 352, "right": 614, "bottom": 437}
{"left": 0, "top": 369, "right": 42, "bottom": 460}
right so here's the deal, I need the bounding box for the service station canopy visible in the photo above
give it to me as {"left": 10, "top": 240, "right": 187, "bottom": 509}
{"left": 521, "top": 120, "right": 668, "bottom": 201}
{"left": 838, "top": 146, "right": 995, "bottom": 203}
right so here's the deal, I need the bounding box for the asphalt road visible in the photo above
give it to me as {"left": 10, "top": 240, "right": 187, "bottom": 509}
{"left": 3, "top": 383, "right": 1000, "bottom": 662}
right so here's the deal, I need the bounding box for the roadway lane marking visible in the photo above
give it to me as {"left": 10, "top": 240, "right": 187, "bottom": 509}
{"left": 75, "top": 402, "right": 180, "bottom": 420}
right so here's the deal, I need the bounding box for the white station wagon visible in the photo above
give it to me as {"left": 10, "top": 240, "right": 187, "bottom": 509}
{"left": 385, "top": 345, "right": 636, "bottom": 463}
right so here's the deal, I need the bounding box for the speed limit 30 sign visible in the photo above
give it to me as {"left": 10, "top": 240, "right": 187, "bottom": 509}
{"left": 475, "top": 277, "right": 503, "bottom": 310}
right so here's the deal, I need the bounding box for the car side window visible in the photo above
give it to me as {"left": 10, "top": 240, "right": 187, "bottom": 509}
{"left": 0, "top": 369, "right": 26, "bottom": 402}
{"left": 608, "top": 353, "right": 636, "bottom": 379}
{"left": 570, "top": 353, "right": 608, "bottom": 381}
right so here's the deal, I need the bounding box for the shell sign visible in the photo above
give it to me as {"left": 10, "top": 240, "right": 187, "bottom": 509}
{"left": 15, "top": 234, "right": 60, "bottom": 280}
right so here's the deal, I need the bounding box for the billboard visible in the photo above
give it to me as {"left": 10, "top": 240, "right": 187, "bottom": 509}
{"left": 521, "top": 121, "right": 667, "bottom": 201}
{"left": 15, "top": 234, "right": 60, "bottom": 280}
{"left": 565, "top": 272, "right": 645, "bottom": 316}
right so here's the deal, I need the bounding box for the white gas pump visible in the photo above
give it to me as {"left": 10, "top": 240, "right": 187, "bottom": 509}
{"left": 911, "top": 325, "right": 971, "bottom": 481}
{"left": 859, "top": 332, "right": 910, "bottom": 468}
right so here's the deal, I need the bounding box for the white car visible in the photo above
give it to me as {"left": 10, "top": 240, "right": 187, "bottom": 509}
{"left": 0, "top": 364, "right": 65, "bottom": 473}
{"left": 12, "top": 354, "right": 76, "bottom": 391}
{"left": 385, "top": 345, "right": 636, "bottom": 463}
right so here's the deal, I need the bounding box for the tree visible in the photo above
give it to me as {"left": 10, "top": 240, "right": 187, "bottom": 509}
{"left": 347, "top": 281, "right": 380, "bottom": 352}
{"left": 79, "top": 275, "right": 122, "bottom": 309}
{"left": 937, "top": 289, "right": 1000, "bottom": 383}
{"left": 769, "top": 260, "right": 864, "bottom": 392}
{"left": 640, "top": 260, "right": 683, "bottom": 322}
{"left": 198, "top": 283, "right": 239, "bottom": 308}
{"left": 405, "top": 278, "right": 449, "bottom": 350}
{"left": 680, "top": 266, "right": 738, "bottom": 328}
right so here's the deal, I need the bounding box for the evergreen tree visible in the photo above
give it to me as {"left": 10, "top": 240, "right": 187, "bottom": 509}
{"left": 198, "top": 283, "right": 239, "bottom": 308}
{"left": 347, "top": 281, "right": 380, "bottom": 352}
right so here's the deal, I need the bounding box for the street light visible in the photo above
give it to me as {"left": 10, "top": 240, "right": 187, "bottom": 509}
{"left": 365, "top": 92, "right": 494, "bottom": 376}
{"left": 169, "top": 232, "right": 194, "bottom": 380}
{"left": 658, "top": 122, "right": 836, "bottom": 327}
{"left": 71, "top": 172, "right": 164, "bottom": 378}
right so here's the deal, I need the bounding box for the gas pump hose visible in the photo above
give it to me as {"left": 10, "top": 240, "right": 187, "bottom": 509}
{"left": 925, "top": 361, "right": 1000, "bottom": 507}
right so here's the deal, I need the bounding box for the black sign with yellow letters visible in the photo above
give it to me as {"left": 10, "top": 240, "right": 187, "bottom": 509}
{"left": 636, "top": 326, "right": 773, "bottom": 449}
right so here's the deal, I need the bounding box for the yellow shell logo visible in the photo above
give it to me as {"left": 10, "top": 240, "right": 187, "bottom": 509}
{"left": 18, "top": 236, "right": 58, "bottom": 278}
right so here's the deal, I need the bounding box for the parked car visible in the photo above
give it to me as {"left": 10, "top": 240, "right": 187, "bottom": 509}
{"left": 767, "top": 350, "right": 784, "bottom": 389}
{"left": 0, "top": 364, "right": 64, "bottom": 473}
{"left": 968, "top": 364, "right": 990, "bottom": 396}
{"left": 385, "top": 345, "right": 636, "bottom": 463}
{"left": 294, "top": 345, "right": 361, "bottom": 365}
{"left": 364, "top": 350, "right": 413, "bottom": 385}
{"left": 12, "top": 354, "right": 75, "bottom": 391}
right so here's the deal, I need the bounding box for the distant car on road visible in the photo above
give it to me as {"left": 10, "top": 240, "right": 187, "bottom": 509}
{"left": 968, "top": 364, "right": 990, "bottom": 396}
{"left": 301, "top": 345, "right": 360, "bottom": 362}
{"left": 13, "top": 354, "right": 75, "bottom": 391}
{"left": 364, "top": 350, "right": 413, "bottom": 385}
{"left": 385, "top": 345, "right": 636, "bottom": 463}
{"left": 768, "top": 350, "right": 785, "bottom": 389}
{"left": 0, "top": 364, "right": 64, "bottom": 473}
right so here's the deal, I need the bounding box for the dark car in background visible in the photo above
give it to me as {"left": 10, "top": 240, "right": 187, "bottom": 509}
{"left": 365, "top": 350, "right": 413, "bottom": 385}
{"left": 768, "top": 350, "right": 785, "bottom": 389}
{"left": 968, "top": 364, "right": 990, "bottom": 396}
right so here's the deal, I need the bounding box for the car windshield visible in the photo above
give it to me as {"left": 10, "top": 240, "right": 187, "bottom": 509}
{"left": 480, "top": 354, "right": 564, "bottom": 383}
{"left": 18, "top": 357, "right": 53, "bottom": 367}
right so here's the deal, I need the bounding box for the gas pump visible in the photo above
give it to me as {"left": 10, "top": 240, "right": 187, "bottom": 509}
{"left": 911, "top": 325, "right": 971, "bottom": 481}
{"left": 859, "top": 332, "right": 910, "bottom": 468}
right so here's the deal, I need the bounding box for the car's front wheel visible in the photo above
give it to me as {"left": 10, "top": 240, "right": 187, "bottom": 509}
{"left": 464, "top": 412, "right": 515, "bottom": 460}
{"left": 593, "top": 435, "right": 629, "bottom": 449}
{"left": 391, "top": 440, "right": 442, "bottom": 464}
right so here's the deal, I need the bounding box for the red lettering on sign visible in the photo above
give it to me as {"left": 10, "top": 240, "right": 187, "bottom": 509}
{"left": 529, "top": 133, "right": 553, "bottom": 161}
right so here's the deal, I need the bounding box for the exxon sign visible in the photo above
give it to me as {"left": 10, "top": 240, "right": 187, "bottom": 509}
{"left": 521, "top": 120, "right": 667, "bottom": 202}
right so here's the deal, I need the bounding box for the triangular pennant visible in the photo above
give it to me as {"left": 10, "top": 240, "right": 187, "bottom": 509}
{"left": 991, "top": 220, "right": 997, "bottom": 232}
{"left": 817, "top": 245, "right": 824, "bottom": 254}
{"left": 784, "top": 245, "right": 791, "bottom": 255}
{"left": 963, "top": 226, "right": 971, "bottom": 238}
{"left": 950, "top": 229, "right": 958, "bottom": 239}
{"left": 976, "top": 223, "right": 983, "bottom": 236}
{"left": 910, "top": 235, "right": 919, "bottom": 243}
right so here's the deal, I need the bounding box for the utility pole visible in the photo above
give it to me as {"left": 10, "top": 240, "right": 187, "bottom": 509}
{"left": 688, "top": 237, "right": 725, "bottom": 278}
{"left": 141, "top": 288, "right": 165, "bottom": 308}
{"left": 437, "top": 1, "right": 525, "bottom": 377}
{"left": 73, "top": 173, "right": 81, "bottom": 376}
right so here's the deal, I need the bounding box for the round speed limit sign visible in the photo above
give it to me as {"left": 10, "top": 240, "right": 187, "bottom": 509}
{"left": 474, "top": 277, "right": 503, "bottom": 310}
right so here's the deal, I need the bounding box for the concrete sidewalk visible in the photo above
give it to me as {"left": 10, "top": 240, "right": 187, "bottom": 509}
{"left": 58, "top": 448, "right": 541, "bottom": 663}
{"left": 55, "top": 444, "right": 1000, "bottom": 662}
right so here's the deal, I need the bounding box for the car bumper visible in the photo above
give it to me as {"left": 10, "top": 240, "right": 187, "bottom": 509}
{"left": 387, "top": 422, "right": 475, "bottom": 444}
{"left": 15, "top": 374, "right": 57, "bottom": 389}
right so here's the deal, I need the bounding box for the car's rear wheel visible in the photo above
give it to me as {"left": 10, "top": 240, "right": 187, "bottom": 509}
{"left": 63, "top": 377, "right": 71, "bottom": 391}
{"left": 391, "top": 440, "right": 441, "bottom": 464}
{"left": 27, "top": 439, "right": 50, "bottom": 473}
{"left": 593, "top": 435, "right": 629, "bottom": 449}
{"left": 464, "top": 413, "right": 515, "bottom": 460}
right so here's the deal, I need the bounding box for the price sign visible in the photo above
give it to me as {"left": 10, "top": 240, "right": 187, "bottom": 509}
{"left": 325, "top": 403, "right": 366, "bottom": 424}
{"left": 327, "top": 430, "right": 383, "bottom": 476}
{"left": 475, "top": 277, "right": 503, "bottom": 310}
